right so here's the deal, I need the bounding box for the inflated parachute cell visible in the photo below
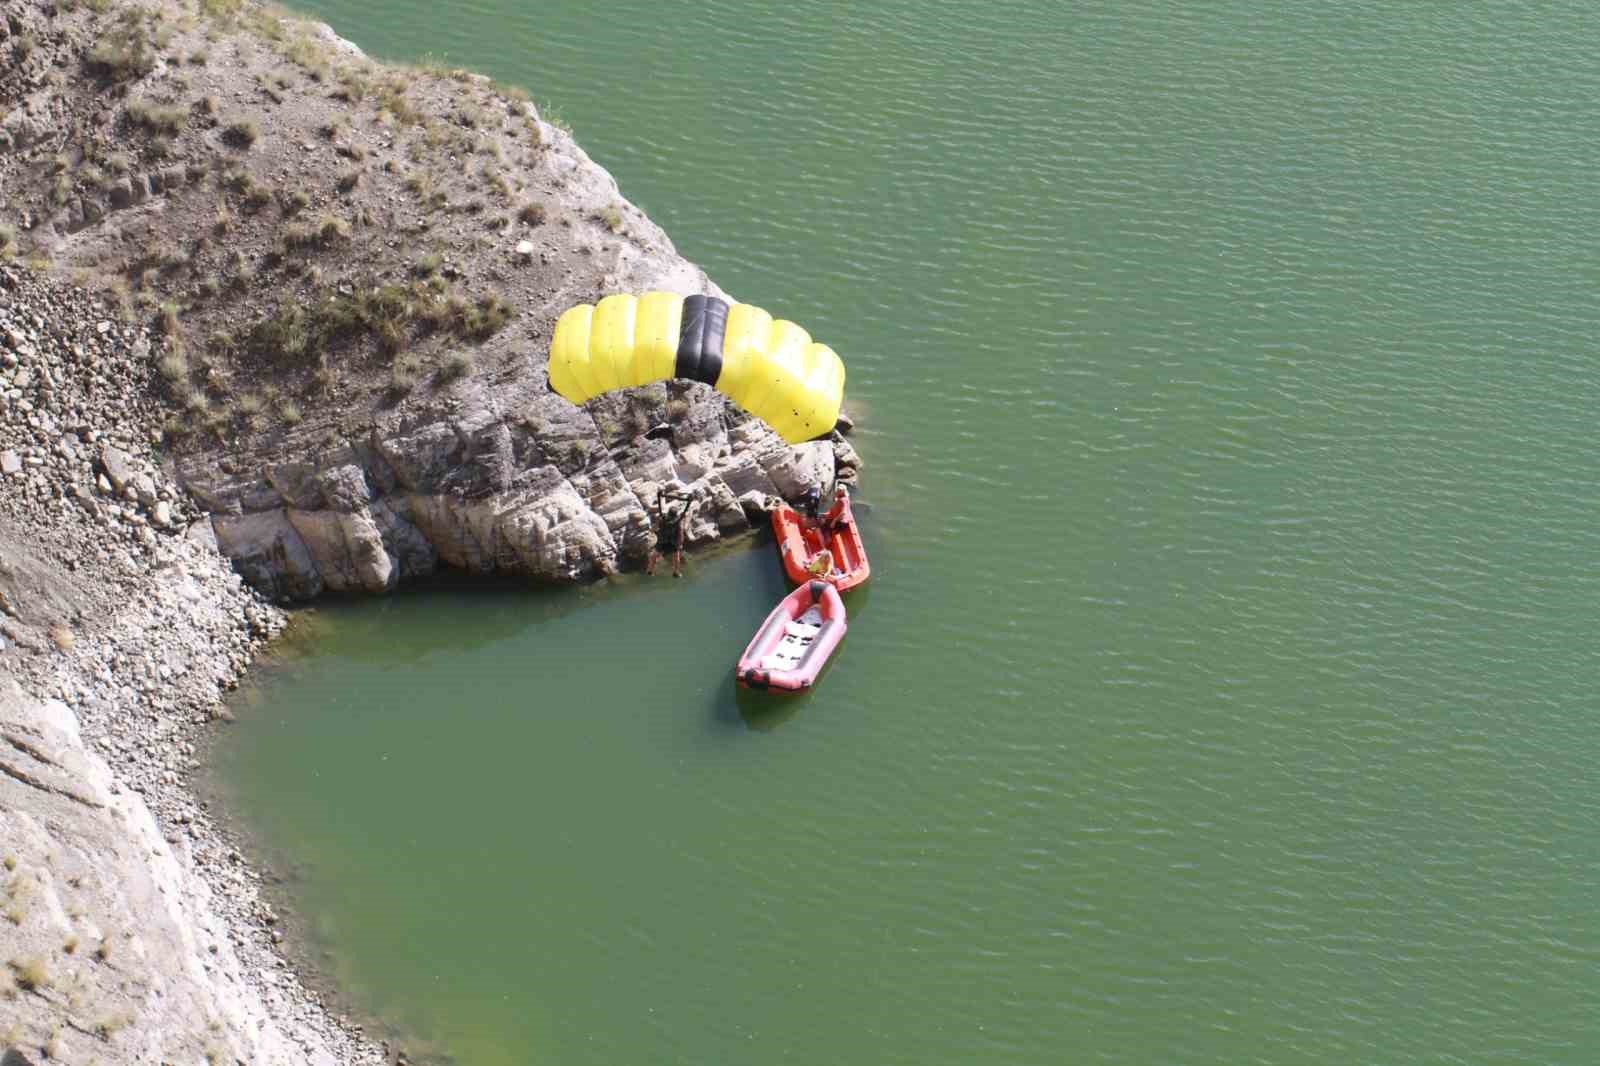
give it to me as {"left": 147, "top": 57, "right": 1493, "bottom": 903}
{"left": 547, "top": 292, "right": 845, "bottom": 444}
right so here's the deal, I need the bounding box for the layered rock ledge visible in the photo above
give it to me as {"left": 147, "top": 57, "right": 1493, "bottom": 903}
{"left": 182, "top": 377, "right": 859, "bottom": 600}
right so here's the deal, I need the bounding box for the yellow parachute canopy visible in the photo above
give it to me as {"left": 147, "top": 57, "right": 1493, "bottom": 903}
{"left": 548, "top": 292, "right": 845, "bottom": 444}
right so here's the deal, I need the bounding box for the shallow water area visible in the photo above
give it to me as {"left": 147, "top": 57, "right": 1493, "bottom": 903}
{"left": 208, "top": 541, "right": 894, "bottom": 1062}
{"left": 212, "top": 0, "right": 1600, "bottom": 1062}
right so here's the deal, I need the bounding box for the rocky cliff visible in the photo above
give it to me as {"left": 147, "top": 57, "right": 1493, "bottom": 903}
{"left": 1, "top": 0, "right": 860, "bottom": 603}
{"left": 1, "top": 0, "right": 861, "bottom": 1060}
{"left": 182, "top": 375, "right": 857, "bottom": 599}
{"left": 0, "top": 264, "right": 375, "bottom": 1063}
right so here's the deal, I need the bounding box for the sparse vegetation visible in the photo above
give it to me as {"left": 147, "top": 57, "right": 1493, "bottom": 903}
{"left": 50, "top": 172, "right": 74, "bottom": 208}
{"left": 438, "top": 350, "right": 475, "bottom": 384}
{"left": 87, "top": 10, "right": 159, "bottom": 82}
{"left": 333, "top": 68, "right": 370, "bottom": 103}
{"left": 493, "top": 79, "right": 532, "bottom": 104}
{"left": 158, "top": 301, "right": 182, "bottom": 338}
{"left": 244, "top": 183, "right": 274, "bottom": 211}
{"left": 237, "top": 280, "right": 514, "bottom": 375}
{"left": 159, "top": 348, "right": 190, "bottom": 384}
{"left": 386, "top": 356, "right": 422, "bottom": 402}
{"left": 95, "top": 1009, "right": 138, "bottom": 1040}
{"left": 235, "top": 392, "right": 267, "bottom": 430}
{"left": 545, "top": 107, "right": 573, "bottom": 135}
{"left": 222, "top": 120, "right": 260, "bottom": 148}
{"left": 282, "top": 214, "right": 351, "bottom": 252}
{"left": 376, "top": 81, "right": 424, "bottom": 126}
{"left": 4, "top": 872, "right": 34, "bottom": 925}
{"left": 219, "top": 167, "right": 275, "bottom": 211}
{"left": 597, "top": 203, "right": 625, "bottom": 233}
{"left": 8, "top": 955, "right": 50, "bottom": 992}
{"left": 3, "top": 5, "right": 603, "bottom": 452}
{"left": 282, "top": 29, "right": 331, "bottom": 79}
{"left": 127, "top": 99, "right": 188, "bottom": 136}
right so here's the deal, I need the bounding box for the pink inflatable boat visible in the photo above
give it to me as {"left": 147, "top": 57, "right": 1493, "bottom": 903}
{"left": 735, "top": 580, "right": 848, "bottom": 692}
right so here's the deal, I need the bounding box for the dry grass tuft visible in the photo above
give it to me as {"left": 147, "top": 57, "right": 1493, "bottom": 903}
{"left": 126, "top": 99, "right": 188, "bottom": 136}
{"left": 437, "top": 350, "right": 475, "bottom": 384}
{"left": 222, "top": 120, "right": 260, "bottom": 149}
{"left": 87, "top": 10, "right": 159, "bottom": 81}
{"left": 49, "top": 623, "right": 75, "bottom": 652}
{"left": 8, "top": 955, "right": 50, "bottom": 992}
{"left": 96, "top": 1008, "right": 139, "bottom": 1040}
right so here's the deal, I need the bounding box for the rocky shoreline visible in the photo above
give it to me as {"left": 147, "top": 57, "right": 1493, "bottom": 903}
{"left": 1, "top": 264, "right": 384, "bottom": 1063}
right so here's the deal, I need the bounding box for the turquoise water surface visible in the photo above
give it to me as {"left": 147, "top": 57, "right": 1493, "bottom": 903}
{"left": 212, "top": 2, "right": 1600, "bottom": 1062}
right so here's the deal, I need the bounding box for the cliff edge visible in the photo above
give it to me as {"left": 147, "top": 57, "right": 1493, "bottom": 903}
{"left": 2, "top": 0, "right": 859, "bottom": 602}
{"left": 2, "top": 0, "right": 859, "bottom": 1061}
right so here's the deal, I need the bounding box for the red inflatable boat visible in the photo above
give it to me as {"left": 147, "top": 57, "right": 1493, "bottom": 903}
{"left": 771, "top": 486, "right": 871, "bottom": 592}
{"left": 735, "top": 580, "right": 848, "bottom": 692}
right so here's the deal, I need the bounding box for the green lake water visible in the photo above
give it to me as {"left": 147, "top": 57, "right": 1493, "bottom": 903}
{"left": 210, "top": 2, "right": 1600, "bottom": 1062}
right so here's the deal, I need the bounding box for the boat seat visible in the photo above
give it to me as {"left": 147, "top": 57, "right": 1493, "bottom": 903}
{"left": 784, "top": 620, "right": 821, "bottom": 639}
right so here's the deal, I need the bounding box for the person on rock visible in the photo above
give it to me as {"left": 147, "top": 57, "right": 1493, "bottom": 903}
{"left": 647, "top": 487, "right": 696, "bottom": 578}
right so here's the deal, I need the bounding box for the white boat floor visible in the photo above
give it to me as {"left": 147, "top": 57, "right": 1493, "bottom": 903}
{"left": 761, "top": 607, "right": 825, "bottom": 670}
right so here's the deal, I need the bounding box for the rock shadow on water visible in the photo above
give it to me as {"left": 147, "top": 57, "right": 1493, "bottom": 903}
{"left": 230, "top": 570, "right": 616, "bottom": 691}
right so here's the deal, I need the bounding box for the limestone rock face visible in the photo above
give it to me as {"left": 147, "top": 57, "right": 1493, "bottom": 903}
{"left": 0, "top": 679, "right": 350, "bottom": 1065}
{"left": 181, "top": 387, "right": 843, "bottom": 600}
{"left": 210, "top": 509, "right": 326, "bottom": 601}
{"left": 764, "top": 440, "right": 838, "bottom": 500}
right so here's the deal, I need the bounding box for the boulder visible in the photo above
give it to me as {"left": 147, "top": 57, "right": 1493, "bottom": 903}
{"left": 762, "top": 440, "right": 835, "bottom": 501}
{"left": 314, "top": 462, "right": 373, "bottom": 512}
{"left": 210, "top": 510, "right": 324, "bottom": 601}
{"left": 98, "top": 443, "right": 137, "bottom": 493}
